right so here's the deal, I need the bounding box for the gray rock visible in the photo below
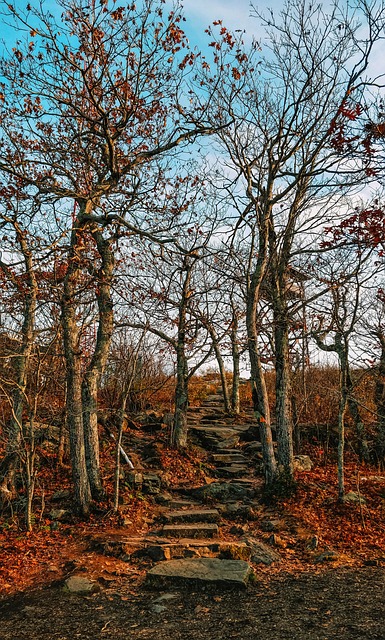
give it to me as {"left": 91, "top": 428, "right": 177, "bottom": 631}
{"left": 260, "top": 519, "right": 281, "bottom": 532}
{"left": 50, "top": 509, "right": 69, "bottom": 521}
{"left": 51, "top": 490, "right": 71, "bottom": 502}
{"left": 293, "top": 455, "right": 313, "bottom": 472}
{"left": 243, "top": 537, "right": 281, "bottom": 565}
{"left": 314, "top": 550, "right": 339, "bottom": 563}
{"left": 153, "top": 593, "right": 178, "bottom": 604}
{"left": 190, "top": 482, "right": 252, "bottom": 502}
{"left": 64, "top": 576, "right": 100, "bottom": 594}
{"left": 150, "top": 604, "right": 167, "bottom": 613}
{"left": 146, "top": 558, "right": 253, "bottom": 589}
{"left": 342, "top": 491, "right": 366, "bottom": 505}
{"left": 142, "top": 473, "right": 162, "bottom": 495}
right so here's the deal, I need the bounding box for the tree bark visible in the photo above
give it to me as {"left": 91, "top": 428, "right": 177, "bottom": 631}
{"left": 61, "top": 219, "right": 91, "bottom": 516}
{"left": 82, "top": 230, "right": 115, "bottom": 500}
{"left": 172, "top": 258, "right": 194, "bottom": 448}
{"left": 246, "top": 268, "right": 277, "bottom": 486}
{"left": 230, "top": 310, "right": 240, "bottom": 415}
{"left": 274, "top": 310, "right": 294, "bottom": 478}
{"left": 374, "top": 334, "right": 385, "bottom": 467}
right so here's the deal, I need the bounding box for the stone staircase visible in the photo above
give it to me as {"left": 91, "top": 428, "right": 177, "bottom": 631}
{"left": 144, "top": 390, "right": 262, "bottom": 588}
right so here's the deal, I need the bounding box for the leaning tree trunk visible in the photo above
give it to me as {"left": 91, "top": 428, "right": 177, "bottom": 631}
{"left": 172, "top": 260, "right": 194, "bottom": 448}
{"left": 210, "top": 331, "right": 231, "bottom": 414}
{"left": 246, "top": 269, "right": 277, "bottom": 487}
{"left": 82, "top": 230, "right": 115, "bottom": 500}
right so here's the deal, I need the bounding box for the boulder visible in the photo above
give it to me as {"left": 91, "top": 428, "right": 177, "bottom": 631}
{"left": 293, "top": 455, "right": 313, "bottom": 472}
{"left": 64, "top": 576, "right": 100, "bottom": 595}
{"left": 243, "top": 537, "right": 281, "bottom": 565}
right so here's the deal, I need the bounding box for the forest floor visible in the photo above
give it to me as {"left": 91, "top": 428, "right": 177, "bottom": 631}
{"left": 1, "top": 427, "right": 385, "bottom": 639}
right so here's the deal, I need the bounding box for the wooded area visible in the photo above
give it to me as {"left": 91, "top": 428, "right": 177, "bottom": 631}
{"left": 1, "top": 0, "right": 385, "bottom": 553}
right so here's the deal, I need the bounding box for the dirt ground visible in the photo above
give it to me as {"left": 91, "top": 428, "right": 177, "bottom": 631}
{"left": 1, "top": 566, "right": 385, "bottom": 640}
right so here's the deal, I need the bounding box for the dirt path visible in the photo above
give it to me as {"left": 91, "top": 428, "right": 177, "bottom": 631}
{"left": 1, "top": 566, "right": 385, "bottom": 640}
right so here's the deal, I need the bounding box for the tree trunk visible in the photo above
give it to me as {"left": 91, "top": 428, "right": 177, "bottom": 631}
{"left": 246, "top": 270, "right": 277, "bottom": 486}
{"left": 173, "top": 347, "right": 189, "bottom": 448}
{"left": 82, "top": 230, "right": 114, "bottom": 500}
{"left": 61, "top": 220, "right": 91, "bottom": 516}
{"left": 231, "top": 317, "right": 241, "bottom": 415}
{"left": 346, "top": 368, "right": 370, "bottom": 463}
{"left": 338, "top": 347, "right": 349, "bottom": 500}
{"left": 374, "top": 335, "right": 385, "bottom": 467}
{"left": 274, "top": 310, "right": 294, "bottom": 479}
{"left": 212, "top": 336, "right": 231, "bottom": 414}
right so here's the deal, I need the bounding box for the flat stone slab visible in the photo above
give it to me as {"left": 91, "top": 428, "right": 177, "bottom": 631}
{"left": 216, "top": 465, "right": 249, "bottom": 477}
{"left": 162, "top": 523, "right": 219, "bottom": 538}
{"left": 146, "top": 558, "right": 253, "bottom": 589}
{"left": 212, "top": 454, "right": 247, "bottom": 464}
{"left": 165, "top": 509, "right": 219, "bottom": 524}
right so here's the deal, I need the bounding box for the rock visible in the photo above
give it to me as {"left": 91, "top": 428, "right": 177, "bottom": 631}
{"left": 229, "top": 524, "right": 248, "bottom": 535}
{"left": 121, "top": 517, "right": 133, "bottom": 528}
{"left": 154, "top": 492, "right": 173, "bottom": 506}
{"left": 147, "top": 545, "right": 172, "bottom": 562}
{"left": 306, "top": 535, "right": 319, "bottom": 550}
{"left": 127, "top": 471, "right": 143, "bottom": 489}
{"left": 222, "top": 503, "right": 255, "bottom": 520}
{"left": 342, "top": 491, "right": 366, "bottom": 505}
{"left": 142, "top": 473, "right": 162, "bottom": 495}
{"left": 150, "top": 604, "right": 167, "bottom": 613}
{"left": 217, "top": 542, "right": 252, "bottom": 561}
{"left": 64, "top": 576, "right": 100, "bottom": 594}
{"left": 260, "top": 519, "right": 281, "bottom": 532}
{"left": 146, "top": 558, "right": 253, "bottom": 589}
{"left": 51, "top": 490, "right": 71, "bottom": 502}
{"left": 243, "top": 442, "right": 263, "bottom": 456}
{"left": 50, "top": 509, "right": 70, "bottom": 521}
{"left": 190, "top": 482, "right": 252, "bottom": 502}
{"left": 314, "top": 550, "right": 339, "bottom": 563}
{"left": 153, "top": 593, "right": 178, "bottom": 604}
{"left": 239, "top": 425, "right": 261, "bottom": 442}
{"left": 243, "top": 537, "right": 281, "bottom": 565}
{"left": 267, "top": 534, "right": 286, "bottom": 549}
{"left": 293, "top": 455, "right": 313, "bottom": 472}
{"left": 189, "top": 427, "right": 240, "bottom": 450}
{"left": 162, "top": 523, "right": 219, "bottom": 538}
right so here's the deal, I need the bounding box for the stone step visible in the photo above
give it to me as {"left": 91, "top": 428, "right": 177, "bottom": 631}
{"left": 164, "top": 509, "right": 220, "bottom": 524}
{"left": 162, "top": 523, "right": 219, "bottom": 538}
{"left": 168, "top": 499, "right": 200, "bottom": 510}
{"left": 146, "top": 540, "right": 252, "bottom": 562}
{"left": 211, "top": 454, "right": 247, "bottom": 464}
{"left": 216, "top": 465, "right": 250, "bottom": 477}
{"left": 146, "top": 558, "right": 253, "bottom": 589}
